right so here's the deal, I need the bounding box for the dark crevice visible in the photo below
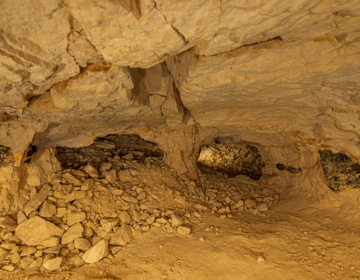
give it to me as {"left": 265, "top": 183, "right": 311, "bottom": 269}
{"left": 276, "top": 164, "right": 302, "bottom": 174}
{"left": 128, "top": 67, "right": 150, "bottom": 106}
{"left": 172, "top": 81, "right": 192, "bottom": 125}
{"left": 162, "top": 62, "right": 195, "bottom": 125}
{"left": 55, "top": 134, "right": 164, "bottom": 169}
{"left": 199, "top": 36, "right": 283, "bottom": 58}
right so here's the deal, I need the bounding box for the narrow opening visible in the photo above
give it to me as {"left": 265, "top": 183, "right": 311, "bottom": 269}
{"left": 196, "top": 138, "right": 264, "bottom": 180}
{"left": 55, "top": 134, "right": 164, "bottom": 169}
{"left": 319, "top": 149, "right": 360, "bottom": 192}
{"left": 0, "top": 145, "right": 15, "bottom": 167}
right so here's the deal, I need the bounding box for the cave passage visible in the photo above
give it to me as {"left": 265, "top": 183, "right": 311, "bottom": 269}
{"left": 197, "top": 140, "right": 264, "bottom": 180}
{"left": 319, "top": 149, "right": 360, "bottom": 192}
{"left": 55, "top": 134, "right": 164, "bottom": 169}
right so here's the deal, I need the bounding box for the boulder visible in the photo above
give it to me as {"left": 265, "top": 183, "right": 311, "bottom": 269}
{"left": 15, "top": 216, "right": 64, "bottom": 246}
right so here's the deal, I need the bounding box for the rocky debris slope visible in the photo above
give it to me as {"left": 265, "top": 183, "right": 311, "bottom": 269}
{"left": 0, "top": 147, "right": 279, "bottom": 272}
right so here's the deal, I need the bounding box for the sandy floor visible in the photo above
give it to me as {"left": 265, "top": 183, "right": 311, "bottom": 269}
{"left": 2, "top": 141, "right": 360, "bottom": 280}
{"left": 2, "top": 193, "right": 360, "bottom": 280}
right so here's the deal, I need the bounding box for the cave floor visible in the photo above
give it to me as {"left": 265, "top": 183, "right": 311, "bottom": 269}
{"left": 2, "top": 195, "right": 360, "bottom": 280}
{"left": 1, "top": 143, "right": 360, "bottom": 280}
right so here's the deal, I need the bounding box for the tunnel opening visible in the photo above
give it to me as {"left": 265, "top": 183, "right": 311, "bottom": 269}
{"left": 196, "top": 138, "right": 265, "bottom": 180}
{"left": 0, "top": 145, "right": 14, "bottom": 167}
{"left": 319, "top": 149, "right": 360, "bottom": 192}
{"left": 54, "top": 134, "right": 164, "bottom": 170}
{"left": 276, "top": 163, "right": 302, "bottom": 174}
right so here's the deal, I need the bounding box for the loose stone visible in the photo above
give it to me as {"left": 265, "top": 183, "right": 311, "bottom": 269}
{"left": 43, "top": 257, "right": 63, "bottom": 271}
{"left": 82, "top": 239, "right": 109, "bottom": 264}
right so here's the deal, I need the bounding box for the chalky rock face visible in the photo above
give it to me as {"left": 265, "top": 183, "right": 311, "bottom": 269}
{"left": 165, "top": 35, "right": 360, "bottom": 157}
{"left": 64, "top": 0, "right": 185, "bottom": 68}
{"left": 194, "top": 0, "right": 360, "bottom": 56}
{"left": 0, "top": 0, "right": 79, "bottom": 109}
{"left": 197, "top": 142, "right": 264, "bottom": 180}
{"left": 0, "top": 146, "right": 14, "bottom": 167}
{"left": 319, "top": 150, "right": 360, "bottom": 192}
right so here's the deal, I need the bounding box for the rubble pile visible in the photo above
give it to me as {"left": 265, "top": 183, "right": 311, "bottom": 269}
{"left": 0, "top": 138, "right": 279, "bottom": 273}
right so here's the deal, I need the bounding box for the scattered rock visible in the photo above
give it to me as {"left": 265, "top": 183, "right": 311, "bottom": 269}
{"left": 82, "top": 239, "right": 108, "bottom": 264}
{"left": 74, "top": 238, "right": 92, "bottom": 251}
{"left": 1, "top": 242, "right": 15, "bottom": 250}
{"left": 20, "top": 246, "right": 37, "bottom": 256}
{"left": 256, "top": 203, "right": 269, "bottom": 212}
{"left": 110, "top": 225, "right": 133, "bottom": 246}
{"left": 29, "top": 257, "right": 43, "bottom": 268}
{"left": 44, "top": 244, "right": 61, "bottom": 254}
{"left": 84, "top": 164, "right": 99, "bottom": 178}
{"left": 0, "top": 216, "right": 17, "bottom": 229}
{"left": 105, "top": 170, "right": 117, "bottom": 184}
{"left": 20, "top": 256, "right": 34, "bottom": 269}
{"left": 119, "top": 211, "right": 132, "bottom": 224}
{"left": 0, "top": 248, "right": 8, "bottom": 260}
{"left": 61, "top": 223, "right": 84, "bottom": 244}
{"left": 195, "top": 204, "right": 208, "bottom": 211}
{"left": 65, "top": 191, "right": 87, "bottom": 203}
{"left": 245, "top": 199, "right": 256, "bottom": 208}
{"left": 43, "top": 257, "right": 62, "bottom": 271}
{"left": 121, "top": 193, "right": 138, "bottom": 203}
{"left": 42, "top": 237, "right": 60, "bottom": 248}
{"left": 23, "top": 184, "right": 52, "bottom": 216}
{"left": 17, "top": 211, "right": 27, "bottom": 224}
{"left": 81, "top": 179, "right": 94, "bottom": 191}
{"left": 234, "top": 200, "right": 244, "bottom": 209}
{"left": 15, "top": 216, "right": 64, "bottom": 246}
{"left": 118, "top": 170, "right": 133, "bottom": 182}
{"left": 67, "top": 211, "right": 86, "bottom": 226}
{"left": 2, "top": 264, "right": 16, "bottom": 271}
{"left": 39, "top": 200, "right": 57, "bottom": 217}
{"left": 63, "top": 173, "right": 82, "bottom": 186}
{"left": 11, "top": 251, "right": 21, "bottom": 263}
{"left": 177, "top": 226, "right": 191, "bottom": 235}
{"left": 156, "top": 217, "right": 168, "bottom": 224}
{"left": 100, "top": 218, "right": 119, "bottom": 232}
{"left": 100, "top": 162, "right": 112, "bottom": 171}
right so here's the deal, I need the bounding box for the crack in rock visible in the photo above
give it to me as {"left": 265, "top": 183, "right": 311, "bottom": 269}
{"left": 162, "top": 63, "right": 195, "bottom": 125}
{"left": 61, "top": 1, "right": 81, "bottom": 69}
{"left": 198, "top": 36, "right": 283, "bottom": 58}
{"left": 153, "top": 1, "right": 188, "bottom": 44}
